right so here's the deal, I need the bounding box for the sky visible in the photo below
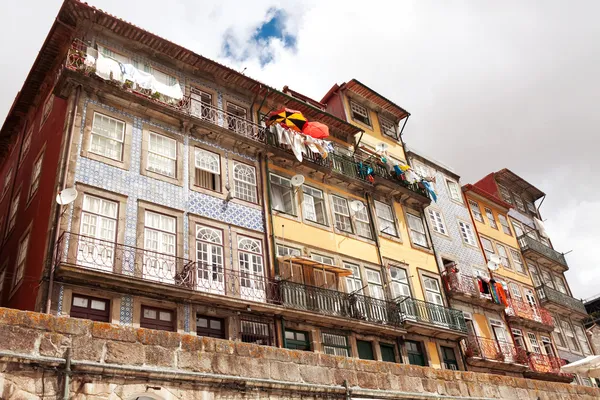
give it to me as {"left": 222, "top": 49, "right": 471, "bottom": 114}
{"left": 1, "top": 0, "right": 599, "bottom": 299}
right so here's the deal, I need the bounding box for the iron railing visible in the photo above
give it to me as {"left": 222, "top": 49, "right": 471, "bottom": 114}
{"left": 505, "top": 298, "right": 554, "bottom": 327}
{"left": 536, "top": 284, "right": 587, "bottom": 314}
{"left": 464, "top": 335, "right": 528, "bottom": 364}
{"left": 442, "top": 271, "right": 503, "bottom": 307}
{"left": 517, "top": 235, "right": 568, "bottom": 268}
{"left": 65, "top": 39, "right": 430, "bottom": 200}
{"left": 527, "top": 353, "right": 572, "bottom": 377}
{"left": 397, "top": 297, "right": 467, "bottom": 333}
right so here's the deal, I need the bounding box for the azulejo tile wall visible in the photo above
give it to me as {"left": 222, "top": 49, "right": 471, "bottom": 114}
{"left": 70, "top": 99, "right": 264, "bottom": 268}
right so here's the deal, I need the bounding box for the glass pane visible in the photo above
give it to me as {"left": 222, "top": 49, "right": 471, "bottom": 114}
{"left": 285, "top": 330, "right": 295, "bottom": 340}
{"left": 73, "top": 297, "right": 88, "bottom": 308}
{"left": 144, "top": 309, "right": 157, "bottom": 319}
{"left": 90, "top": 300, "right": 106, "bottom": 310}
{"left": 210, "top": 320, "right": 221, "bottom": 330}
{"left": 159, "top": 311, "right": 172, "bottom": 321}
{"left": 197, "top": 317, "right": 208, "bottom": 328}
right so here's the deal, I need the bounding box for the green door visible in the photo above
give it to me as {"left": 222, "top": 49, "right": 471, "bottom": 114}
{"left": 406, "top": 340, "right": 427, "bottom": 366}
{"left": 380, "top": 344, "right": 397, "bottom": 363}
{"left": 440, "top": 346, "right": 459, "bottom": 370}
{"left": 357, "top": 340, "right": 375, "bottom": 360}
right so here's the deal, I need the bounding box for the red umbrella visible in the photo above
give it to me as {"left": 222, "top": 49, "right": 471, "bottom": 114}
{"left": 302, "top": 121, "right": 329, "bottom": 139}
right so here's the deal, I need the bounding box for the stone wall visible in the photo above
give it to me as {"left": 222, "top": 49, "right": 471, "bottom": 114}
{"left": 0, "top": 307, "right": 598, "bottom": 400}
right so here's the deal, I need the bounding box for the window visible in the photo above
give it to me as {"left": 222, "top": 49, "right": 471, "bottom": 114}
{"left": 7, "top": 192, "right": 21, "bottom": 234}
{"left": 78, "top": 195, "right": 118, "bottom": 270}
{"left": 512, "top": 221, "right": 524, "bottom": 238}
{"left": 390, "top": 266, "right": 411, "bottom": 299}
{"left": 2, "top": 166, "right": 13, "bottom": 199}
{"left": 147, "top": 132, "right": 176, "bottom": 177}
{"left": 406, "top": 340, "right": 427, "bottom": 366}
{"left": 344, "top": 262, "right": 363, "bottom": 294}
{"left": 458, "top": 221, "right": 477, "bottom": 246}
{"left": 144, "top": 211, "right": 177, "bottom": 282}
{"left": 141, "top": 306, "right": 175, "bottom": 331}
{"left": 195, "top": 225, "right": 224, "bottom": 292}
{"left": 441, "top": 346, "right": 459, "bottom": 370}
{"left": 498, "top": 215, "right": 512, "bottom": 236}
{"left": 509, "top": 283, "right": 522, "bottom": 301}
{"left": 510, "top": 249, "right": 525, "bottom": 273}
{"left": 285, "top": 329, "right": 310, "bottom": 350}
{"left": 302, "top": 186, "right": 327, "bottom": 225}
{"left": 380, "top": 343, "right": 397, "bottom": 363}
{"left": 446, "top": 180, "right": 462, "bottom": 203}
{"left": 512, "top": 329, "right": 526, "bottom": 350}
{"left": 276, "top": 245, "right": 301, "bottom": 257}
{"left": 484, "top": 208, "right": 497, "bottom": 229}
{"left": 407, "top": 213, "right": 428, "bottom": 248}
{"left": 552, "top": 317, "right": 567, "bottom": 348}
{"left": 354, "top": 202, "right": 372, "bottom": 239}
{"left": 374, "top": 201, "right": 397, "bottom": 236}
{"left": 70, "top": 294, "right": 110, "bottom": 322}
{"left": 233, "top": 162, "right": 257, "bottom": 203}
{"left": 423, "top": 276, "right": 444, "bottom": 305}
{"left": 541, "top": 270, "right": 555, "bottom": 289}
{"left": 379, "top": 115, "right": 397, "bottom": 138}
{"left": 41, "top": 94, "right": 54, "bottom": 127}
{"left": 350, "top": 100, "right": 370, "bottom": 126}
{"left": 270, "top": 174, "right": 295, "bottom": 215}
{"left": 555, "top": 276, "right": 568, "bottom": 294}
{"left": 529, "top": 264, "right": 542, "bottom": 287}
{"left": 561, "top": 320, "right": 580, "bottom": 352}
{"left": 20, "top": 128, "right": 33, "bottom": 165}
{"left": 322, "top": 332, "right": 349, "bottom": 356}
{"left": 28, "top": 152, "right": 44, "bottom": 200}
{"left": 194, "top": 148, "right": 221, "bottom": 191}
{"left": 468, "top": 200, "right": 483, "bottom": 222}
{"left": 428, "top": 209, "right": 447, "bottom": 235}
{"left": 526, "top": 200, "right": 537, "bottom": 214}
{"left": 366, "top": 268, "right": 384, "bottom": 299}
{"left": 241, "top": 319, "right": 271, "bottom": 345}
{"left": 527, "top": 333, "right": 541, "bottom": 354}
{"left": 514, "top": 196, "right": 526, "bottom": 213}
{"left": 196, "top": 315, "right": 225, "bottom": 338}
{"left": 541, "top": 336, "right": 555, "bottom": 357}
{"left": 89, "top": 112, "right": 125, "bottom": 161}
{"left": 498, "top": 184, "right": 512, "bottom": 204}
{"left": 12, "top": 233, "right": 30, "bottom": 288}
{"left": 480, "top": 237, "right": 495, "bottom": 261}
{"left": 332, "top": 195, "right": 352, "bottom": 233}
{"left": 574, "top": 325, "right": 592, "bottom": 355}
{"left": 357, "top": 340, "right": 375, "bottom": 360}
{"left": 237, "top": 237, "right": 265, "bottom": 298}
{"left": 226, "top": 103, "right": 249, "bottom": 134}
{"left": 495, "top": 244, "right": 510, "bottom": 269}
{"left": 311, "top": 253, "right": 334, "bottom": 265}
{"left": 190, "top": 88, "right": 214, "bottom": 120}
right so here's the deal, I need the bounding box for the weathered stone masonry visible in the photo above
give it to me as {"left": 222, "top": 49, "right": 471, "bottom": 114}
{"left": 0, "top": 307, "right": 598, "bottom": 400}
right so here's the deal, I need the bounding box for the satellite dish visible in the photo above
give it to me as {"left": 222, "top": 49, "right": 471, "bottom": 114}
{"left": 349, "top": 200, "right": 365, "bottom": 213}
{"left": 487, "top": 261, "right": 499, "bottom": 271}
{"left": 376, "top": 143, "right": 389, "bottom": 153}
{"left": 490, "top": 254, "right": 501, "bottom": 265}
{"left": 56, "top": 187, "right": 78, "bottom": 205}
{"left": 290, "top": 174, "right": 305, "bottom": 187}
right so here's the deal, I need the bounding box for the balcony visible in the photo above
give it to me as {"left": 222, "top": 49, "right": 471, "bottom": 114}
{"left": 518, "top": 235, "right": 568, "bottom": 273}
{"left": 525, "top": 353, "right": 574, "bottom": 383}
{"left": 63, "top": 40, "right": 430, "bottom": 203}
{"left": 505, "top": 298, "right": 554, "bottom": 331}
{"left": 463, "top": 335, "right": 528, "bottom": 372}
{"left": 442, "top": 271, "right": 506, "bottom": 311}
{"left": 536, "top": 284, "right": 587, "bottom": 318}
{"left": 397, "top": 297, "right": 467, "bottom": 339}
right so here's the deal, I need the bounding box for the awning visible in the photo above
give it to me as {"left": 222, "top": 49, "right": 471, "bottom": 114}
{"left": 560, "top": 355, "right": 600, "bottom": 378}
{"left": 277, "top": 256, "right": 353, "bottom": 277}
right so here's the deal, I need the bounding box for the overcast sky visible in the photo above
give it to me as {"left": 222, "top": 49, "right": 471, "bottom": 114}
{"left": 2, "top": 1, "right": 598, "bottom": 299}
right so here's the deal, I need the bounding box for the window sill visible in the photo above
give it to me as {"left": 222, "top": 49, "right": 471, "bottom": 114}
{"left": 81, "top": 149, "right": 130, "bottom": 171}
{"left": 379, "top": 232, "right": 403, "bottom": 244}
{"left": 301, "top": 218, "right": 332, "bottom": 232}
{"left": 141, "top": 168, "right": 183, "bottom": 187}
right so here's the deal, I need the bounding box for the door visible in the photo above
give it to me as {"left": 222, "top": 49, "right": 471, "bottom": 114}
{"left": 279, "top": 261, "right": 306, "bottom": 308}
{"left": 357, "top": 340, "right": 375, "bottom": 360}
{"left": 406, "top": 340, "right": 427, "bottom": 366}
{"left": 195, "top": 225, "right": 225, "bottom": 294}
{"left": 237, "top": 237, "right": 265, "bottom": 302}
{"left": 491, "top": 321, "right": 513, "bottom": 362}
{"left": 380, "top": 344, "right": 397, "bottom": 363}
{"left": 143, "top": 211, "right": 176, "bottom": 284}
{"left": 313, "top": 269, "right": 341, "bottom": 315}
{"left": 423, "top": 277, "right": 447, "bottom": 325}
{"left": 190, "top": 88, "right": 215, "bottom": 122}
{"left": 77, "top": 195, "right": 118, "bottom": 272}
{"left": 440, "top": 346, "right": 459, "bottom": 370}
{"left": 524, "top": 288, "right": 540, "bottom": 322}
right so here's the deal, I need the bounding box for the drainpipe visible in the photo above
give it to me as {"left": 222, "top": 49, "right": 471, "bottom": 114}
{"left": 365, "top": 193, "right": 385, "bottom": 268}
{"left": 263, "top": 158, "right": 278, "bottom": 276}
{"left": 257, "top": 153, "right": 273, "bottom": 279}
{"left": 62, "top": 347, "right": 72, "bottom": 400}
{"left": 45, "top": 85, "right": 81, "bottom": 314}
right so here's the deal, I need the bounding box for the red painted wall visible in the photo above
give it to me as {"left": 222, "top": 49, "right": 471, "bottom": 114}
{"left": 473, "top": 173, "right": 499, "bottom": 199}
{"left": 0, "top": 95, "right": 67, "bottom": 311}
{"left": 323, "top": 89, "right": 348, "bottom": 122}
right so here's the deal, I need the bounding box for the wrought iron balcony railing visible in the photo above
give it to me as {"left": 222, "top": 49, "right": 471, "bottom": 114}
{"left": 442, "top": 271, "right": 504, "bottom": 308}
{"left": 65, "top": 40, "right": 430, "bottom": 201}
{"left": 505, "top": 298, "right": 554, "bottom": 327}
{"left": 527, "top": 353, "right": 572, "bottom": 378}
{"left": 397, "top": 297, "right": 467, "bottom": 333}
{"left": 536, "top": 284, "right": 587, "bottom": 315}
{"left": 518, "top": 235, "right": 568, "bottom": 268}
{"left": 464, "top": 335, "right": 528, "bottom": 365}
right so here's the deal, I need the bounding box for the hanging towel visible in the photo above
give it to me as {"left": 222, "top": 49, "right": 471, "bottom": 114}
{"left": 95, "top": 53, "right": 124, "bottom": 82}
{"left": 534, "top": 217, "right": 549, "bottom": 238}
{"left": 291, "top": 133, "right": 303, "bottom": 162}
{"left": 477, "top": 277, "right": 484, "bottom": 294}
{"left": 421, "top": 180, "right": 437, "bottom": 202}
{"left": 495, "top": 283, "right": 508, "bottom": 306}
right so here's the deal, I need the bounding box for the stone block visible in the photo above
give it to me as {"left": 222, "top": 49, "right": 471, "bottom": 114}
{"left": 201, "top": 337, "right": 216, "bottom": 352}
{"left": 212, "top": 354, "right": 238, "bottom": 375}
{"left": 145, "top": 345, "right": 174, "bottom": 367}
{"left": 238, "top": 356, "right": 270, "bottom": 379}
{"left": 180, "top": 334, "right": 203, "bottom": 352}
{"left": 39, "top": 332, "right": 71, "bottom": 358}
{"left": 213, "top": 339, "right": 235, "bottom": 354}
{"left": 498, "top": 385, "right": 518, "bottom": 399}
{"left": 290, "top": 350, "right": 318, "bottom": 365}
{"left": 235, "top": 341, "right": 265, "bottom": 358}
{"left": 356, "top": 371, "right": 379, "bottom": 389}
{"left": 72, "top": 335, "right": 104, "bottom": 362}
{"left": 376, "top": 373, "right": 394, "bottom": 390}
{"left": 318, "top": 353, "right": 338, "bottom": 368}
{"left": 51, "top": 316, "right": 91, "bottom": 336}
{"left": 0, "top": 325, "right": 38, "bottom": 353}
{"left": 269, "top": 361, "right": 301, "bottom": 382}
{"left": 299, "top": 365, "right": 331, "bottom": 385}
{"left": 105, "top": 341, "right": 144, "bottom": 365}
{"left": 332, "top": 368, "right": 358, "bottom": 387}
{"left": 91, "top": 322, "right": 136, "bottom": 342}
{"left": 178, "top": 351, "right": 213, "bottom": 372}
{"left": 397, "top": 376, "right": 424, "bottom": 393}
{"left": 263, "top": 346, "right": 291, "bottom": 362}
{"left": 445, "top": 381, "right": 463, "bottom": 397}
{"left": 137, "top": 329, "right": 180, "bottom": 348}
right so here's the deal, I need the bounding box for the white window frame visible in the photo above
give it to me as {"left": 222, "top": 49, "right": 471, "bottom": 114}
{"left": 322, "top": 332, "right": 350, "bottom": 357}
{"left": 349, "top": 100, "right": 371, "bottom": 126}
{"left": 389, "top": 265, "right": 411, "bottom": 300}
{"left": 343, "top": 262, "right": 363, "bottom": 294}
{"left": 446, "top": 180, "right": 462, "bottom": 203}
{"left": 406, "top": 212, "right": 429, "bottom": 248}
{"left": 498, "top": 214, "right": 512, "bottom": 236}
{"left": 366, "top": 268, "right": 385, "bottom": 300}
{"left": 276, "top": 245, "right": 301, "bottom": 257}
{"left": 574, "top": 325, "right": 592, "bottom": 355}
{"left": 147, "top": 131, "right": 177, "bottom": 178}
{"left": 374, "top": 201, "right": 397, "bottom": 237}
{"left": 428, "top": 208, "right": 447, "bottom": 235}
{"left": 480, "top": 236, "right": 495, "bottom": 261}
{"left": 270, "top": 174, "right": 296, "bottom": 215}
{"left": 527, "top": 332, "right": 542, "bottom": 354}
{"left": 552, "top": 316, "right": 567, "bottom": 348}
{"left": 194, "top": 147, "right": 221, "bottom": 192}
{"left": 510, "top": 249, "right": 525, "bottom": 274}
{"left": 232, "top": 161, "right": 257, "bottom": 203}
{"left": 484, "top": 208, "right": 498, "bottom": 229}
{"left": 89, "top": 112, "right": 126, "bottom": 161}
{"left": 423, "top": 276, "right": 444, "bottom": 306}
{"left": 311, "top": 253, "right": 334, "bottom": 265}
{"left": 195, "top": 225, "right": 225, "bottom": 293}
{"left": 468, "top": 200, "right": 484, "bottom": 222}
{"left": 302, "top": 185, "right": 327, "bottom": 225}
{"left": 12, "top": 233, "right": 30, "bottom": 288}
{"left": 497, "top": 184, "right": 512, "bottom": 205}
{"left": 378, "top": 115, "right": 397, "bottom": 138}
{"left": 7, "top": 191, "right": 21, "bottom": 235}
{"left": 143, "top": 210, "right": 177, "bottom": 283}
{"left": 331, "top": 195, "right": 353, "bottom": 233}
{"left": 77, "top": 195, "right": 118, "bottom": 271}
{"left": 458, "top": 221, "right": 477, "bottom": 246}
{"left": 237, "top": 236, "right": 265, "bottom": 300}
{"left": 28, "top": 152, "right": 44, "bottom": 200}
{"left": 19, "top": 128, "right": 33, "bottom": 165}
{"left": 561, "top": 319, "right": 580, "bottom": 353}
{"left": 353, "top": 202, "right": 372, "bottom": 239}
{"left": 496, "top": 244, "right": 511, "bottom": 269}
{"left": 554, "top": 275, "right": 568, "bottom": 294}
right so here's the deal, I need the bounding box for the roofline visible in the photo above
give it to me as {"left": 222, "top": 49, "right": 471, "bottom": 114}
{"left": 462, "top": 184, "right": 513, "bottom": 210}
{"left": 493, "top": 168, "right": 545, "bottom": 201}
{"left": 349, "top": 79, "right": 410, "bottom": 120}
{"left": 406, "top": 147, "right": 459, "bottom": 181}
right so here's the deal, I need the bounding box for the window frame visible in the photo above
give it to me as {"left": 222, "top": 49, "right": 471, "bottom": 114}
{"left": 269, "top": 173, "right": 296, "bottom": 216}
{"left": 321, "top": 331, "right": 351, "bottom": 357}
{"left": 146, "top": 130, "right": 178, "bottom": 179}
{"left": 446, "top": 180, "right": 462, "bottom": 203}
{"left": 196, "top": 315, "right": 226, "bottom": 339}
{"left": 331, "top": 195, "right": 353, "bottom": 234}
{"left": 11, "top": 230, "right": 31, "bottom": 291}
{"left": 302, "top": 185, "right": 328, "bottom": 226}
{"left": 427, "top": 208, "right": 447, "bottom": 235}
{"left": 284, "top": 328, "right": 310, "bottom": 351}
{"left": 378, "top": 114, "right": 397, "bottom": 139}
{"left": 232, "top": 160, "right": 258, "bottom": 204}
{"left": 458, "top": 220, "right": 477, "bottom": 247}
{"left": 353, "top": 201, "right": 373, "bottom": 239}
{"left": 468, "top": 199, "right": 484, "bottom": 223}
{"left": 192, "top": 146, "right": 222, "bottom": 193}
{"left": 374, "top": 200, "right": 398, "bottom": 237}
{"left": 240, "top": 318, "right": 272, "bottom": 346}
{"left": 40, "top": 94, "right": 54, "bottom": 129}
{"left": 421, "top": 274, "right": 444, "bottom": 306}
{"left": 349, "top": 100, "right": 371, "bottom": 127}
{"left": 498, "top": 214, "right": 512, "bottom": 236}
{"left": 1, "top": 165, "right": 13, "bottom": 201}
{"left": 405, "top": 340, "right": 427, "bottom": 366}
{"left": 497, "top": 184, "right": 513, "bottom": 205}
{"left": 88, "top": 111, "right": 126, "bottom": 162}
{"left": 389, "top": 264, "right": 412, "bottom": 300}
{"left": 19, "top": 127, "right": 33, "bottom": 166}
{"left": 510, "top": 249, "right": 526, "bottom": 274}
{"left": 406, "top": 211, "right": 429, "bottom": 249}
{"left": 6, "top": 189, "right": 21, "bottom": 237}
{"left": 495, "top": 243, "right": 511, "bottom": 269}
{"left": 140, "top": 305, "right": 176, "bottom": 332}
{"left": 70, "top": 294, "right": 111, "bottom": 322}
{"left": 484, "top": 208, "right": 498, "bottom": 229}
{"left": 27, "top": 150, "right": 45, "bottom": 202}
